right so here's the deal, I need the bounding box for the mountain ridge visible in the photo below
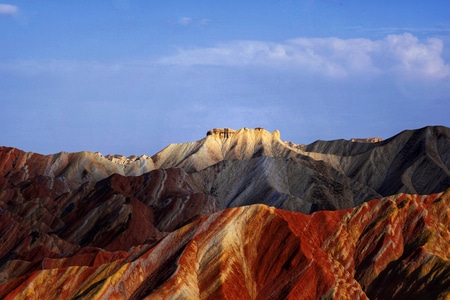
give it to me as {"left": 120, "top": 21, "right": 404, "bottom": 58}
{"left": 1, "top": 125, "right": 449, "bottom": 298}
{"left": 1, "top": 189, "right": 448, "bottom": 299}
{"left": 2, "top": 125, "right": 450, "bottom": 213}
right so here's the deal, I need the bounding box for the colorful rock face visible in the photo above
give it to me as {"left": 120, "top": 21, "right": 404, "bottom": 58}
{"left": 0, "top": 126, "right": 449, "bottom": 299}
{"left": 1, "top": 190, "right": 448, "bottom": 299}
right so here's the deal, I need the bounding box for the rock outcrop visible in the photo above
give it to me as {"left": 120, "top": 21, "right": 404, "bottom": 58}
{"left": 206, "top": 127, "right": 237, "bottom": 138}
{"left": 1, "top": 189, "right": 448, "bottom": 299}
{"left": 0, "top": 166, "right": 215, "bottom": 294}
{"left": 155, "top": 126, "right": 450, "bottom": 212}
{"left": 350, "top": 137, "right": 383, "bottom": 143}
{"left": 2, "top": 126, "right": 449, "bottom": 213}
{"left": 0, "top": 126, "right": 449, "bottom": 299}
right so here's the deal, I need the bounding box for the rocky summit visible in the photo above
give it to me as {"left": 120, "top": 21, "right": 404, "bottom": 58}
{"left": 0, "top": 126, "right": 449, "bottom": 299}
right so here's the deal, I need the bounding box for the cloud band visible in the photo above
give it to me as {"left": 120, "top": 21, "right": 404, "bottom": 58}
{"left": 160, "top": 33, "right": 450, "bottom": 80}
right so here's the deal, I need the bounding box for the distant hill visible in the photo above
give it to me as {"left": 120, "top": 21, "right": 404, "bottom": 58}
{"left": 2, "top": 126, "right": 449, "bottom": 212}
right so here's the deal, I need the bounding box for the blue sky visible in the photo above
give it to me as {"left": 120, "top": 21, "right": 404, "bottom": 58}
{"left": 1, "top": 1, "right": 449, "bottom": 156}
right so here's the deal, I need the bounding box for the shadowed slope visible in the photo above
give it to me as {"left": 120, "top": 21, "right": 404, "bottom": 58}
{"left": 2, "top": 126, "right": 450, "bottom": 213}
{"left": 178, "top": 126, "right": 450, "bottom": 212}
{"left": 0, "top": 167, "right": 215, "bottom": 291}
{"left": 191, "top": 155, "right": 380, "bottom": 212}
{"left": 303, "top": 126, "right": 450, "bottom": 196}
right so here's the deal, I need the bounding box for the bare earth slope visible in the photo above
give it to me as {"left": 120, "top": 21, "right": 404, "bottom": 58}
{"left": 2, "top": 126, "right": 449, "bottom": 213}
{"left": 0, "top": 126, "right": 449, "bottom": 298}
{"left": 1, "top": 189, "right": 449, "bottom": 299}
{"left": 158, "top": 126, "right": 450, "bottom": 212}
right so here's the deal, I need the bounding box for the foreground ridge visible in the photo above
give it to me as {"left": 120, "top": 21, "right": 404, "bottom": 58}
{"left": 0, "top": 189, "right": 449, "bottom": 299}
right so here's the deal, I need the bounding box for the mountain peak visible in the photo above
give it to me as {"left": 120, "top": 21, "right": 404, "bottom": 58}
{"left": 1, "top": 126, "right": 450, "bottom": 298}
{"left": 206, "top": 127, "right": 237, "bottom": 138}
{"left": 152, "top": 127, "right": 285, "bottom": 172}
{"left": 205, "top": 127, "right": 279, "bottom": 139}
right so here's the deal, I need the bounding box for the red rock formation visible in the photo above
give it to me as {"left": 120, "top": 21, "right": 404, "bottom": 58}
{"left": 0, "top": 165, "right": 215, "bottom": 293}
{"left": 1, "top": 189, "right": 448, "bottom": 299}
{"left": 1, "top": 126, "right": 450, "bottom": 299}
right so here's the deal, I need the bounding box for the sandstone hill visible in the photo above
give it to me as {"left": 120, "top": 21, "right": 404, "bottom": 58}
{"left": 0, "top": 126, "right": 449, "bottom": 299}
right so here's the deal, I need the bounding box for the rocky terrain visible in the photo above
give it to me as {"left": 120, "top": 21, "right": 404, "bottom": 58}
{"left": 0, "top": 126, "right": 449, "bottom": 299}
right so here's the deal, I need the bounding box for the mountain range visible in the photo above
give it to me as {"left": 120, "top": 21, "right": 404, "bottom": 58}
{"left": 0, "top": 126, "right": 449, "bottom": 299}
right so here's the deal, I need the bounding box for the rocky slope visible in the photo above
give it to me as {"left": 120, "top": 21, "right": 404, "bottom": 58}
{"left": 1, "top": 189, "right": 449, "bottom": 299}
{"left": 2, "top": 126, "right": 450, "bottom": 213}
{"left": 0, "top": 126, "right": 449, "bottom": 299}
{"left": 158, "top": 126, "right": 450, "bottom": 211}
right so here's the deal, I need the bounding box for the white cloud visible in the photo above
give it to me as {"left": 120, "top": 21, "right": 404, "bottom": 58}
{"left": 174, "top": 16, "right": 212, "bottom": 27}
{"left": 159, "top": 33, "right": 450, "bottom": 80}
{"left": 382, "top": 33, "right": 449, "bottom": 79}
{"left": 0, "top": 3, "right": 18, "bottom": 15}
{"left": 178, "top": 17, "right": 193, "bottom": 26}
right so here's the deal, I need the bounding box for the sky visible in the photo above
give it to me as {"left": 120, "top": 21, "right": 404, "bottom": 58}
{"left": 1, "top": 1, "right": 449, "bottom": 156}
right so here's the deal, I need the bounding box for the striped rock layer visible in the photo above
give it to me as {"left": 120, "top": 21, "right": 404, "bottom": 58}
{"left": 2, "top": 126, "right": 450, "bottom": 214}
{"left": 1, "top": 189, "right": 449, "bottom": 299}
{"left": 0, "top": 126, "right": 450, "bottom": 298}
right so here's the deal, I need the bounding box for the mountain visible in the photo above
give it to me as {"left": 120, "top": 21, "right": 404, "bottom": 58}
{"left": 2, "top": 126, "right": 450, "bottom": 212}
{"left": 157, "top": 126, "right": 450, "bottom": 211}
{"left": 1, "top": 190, "right": 449, "bottom": 299}
{"left": 0, "top": 126, "right": 449, "bottom": 299}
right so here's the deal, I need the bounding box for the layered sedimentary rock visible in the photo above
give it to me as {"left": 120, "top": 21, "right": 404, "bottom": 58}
{"left": 0, "top": 166, "right": 215, "bottom": 294}
{"left": 1, "top": 189, "right": 448, "bottom": 299}
{"left": 2, "top": 126, "right": 449, "bottom": 213}
{"left": 158, "top": 126, "right": 450, "bottom": 212}
{"left": 1, "top": 126, "right": 450, "bottom": 299}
